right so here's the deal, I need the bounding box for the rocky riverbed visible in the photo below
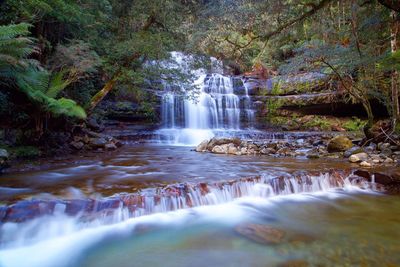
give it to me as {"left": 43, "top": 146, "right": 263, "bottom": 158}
{"left": 196, "top": 135, "right": 400, "bottom": 168}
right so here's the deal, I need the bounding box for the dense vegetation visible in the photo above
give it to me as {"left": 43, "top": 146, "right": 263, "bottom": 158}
{"left": 0, "top": 0, "right": 399, "bottom": 153}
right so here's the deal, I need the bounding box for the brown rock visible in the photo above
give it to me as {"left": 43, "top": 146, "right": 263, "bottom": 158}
{"left": 235, "top": 223, "right": 285, "bottom": 245}
{"left": 327, "top": 135, "right": 353, "bottom": 152}
{"left": 196, "top": 140, "right": 209, "bottom": 152}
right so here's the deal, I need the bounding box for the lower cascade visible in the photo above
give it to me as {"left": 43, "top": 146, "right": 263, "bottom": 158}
{"left": 156, "top": 73, "right": 256, "bottom": 145}
{"left": 0, "top": 170, "right": 376, "bottom": 246}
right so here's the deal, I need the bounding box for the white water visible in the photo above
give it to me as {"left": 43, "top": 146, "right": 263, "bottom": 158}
{"left": 0, "top": 172, "right": 375, "bottom": 250}
{"left": 156, "top": 53, "right": 256, "bottom": 146}
{"left": 0, "top": 186, "right": 376, "bottom": 267}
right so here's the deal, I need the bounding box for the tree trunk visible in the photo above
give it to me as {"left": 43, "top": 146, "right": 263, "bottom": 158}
{"left": 391, "top": 10, "right": 400, "bottom": 132}
{"left": 88, "top": 74, "right": 120, "bottom": 114}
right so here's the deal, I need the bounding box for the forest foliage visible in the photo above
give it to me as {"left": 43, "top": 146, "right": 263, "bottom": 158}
{"left": 0, "top": 0, "right": 399, "bottom": 144}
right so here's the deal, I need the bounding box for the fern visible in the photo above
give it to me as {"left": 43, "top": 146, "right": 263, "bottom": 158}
{"left": 16, "top": 69, "right": 86, "bottom": 119}
{"left": 0, "top": 23, "right": 38, "bottom": 81}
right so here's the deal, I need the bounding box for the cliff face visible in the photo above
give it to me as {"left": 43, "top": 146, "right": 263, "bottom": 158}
{"left": 239, "top": 72, "right": 387, "bottom": 131}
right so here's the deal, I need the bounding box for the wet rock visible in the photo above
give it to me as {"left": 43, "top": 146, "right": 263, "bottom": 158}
{"left": 327, "top": 135, "right": 353, "bottom": 153}
{"left": 0, "top": 148, "right": 9, "bottom": 171}
{"left": 70, "top": 141, "right": 84, "bottom": 150}
{"left": 227, "top": 144, "right": 238, "bottom": 154}
{"left": 384, "top": 158, "right": 394, "bottom": 164}
{"left": 378, "top": 142, "right": 391, "bottom": 151}
{"left": 196, "top": 140, "right": 209, "bottom": 152}
{"left": 87, "top": 118, "right": 103, "bottom": 132}
{"left": 65, "top": 199, "right": 93, "bottom": 215}
{"left": 380, "top": 148, "right": 393, "bottom": 157}
{"left": 89, "top": 137, "right": 107, "bottom": 148}
{"left": 0, "top": 206, "right": 8, "bottom": 222}
{"left": 261, "top": 147, "right": 276, "bottom": 155}
{"left": 212, "top": 145, "right": 225, "bottom": 154}
{"left": 0, "top": 148, "right": 9, "bottom": 159}
{"left": 4, "top": 200, "right": 57, "bottom": 222}
{"left": 349, "top": 152, "right": 368, "bottom": 163}
{"left": 306, "top": 153, "right": 320, "bottom": 159}
{"left": 105, "top": 143, "right": 117, "bottom": 151}
{"left": 277, "top": 147, "right": 291, "bottom": 155}
{"left": 235, "top": 223, "right": 285, "bottom": 245}
{"left": 207, "top": 137, "right": 241, "bottom": 151}
{"left": 359, "top": 161, "right": 372, "bottom": 168}
{"left": 344, "top": 146, "right": 364, "bottom": 158}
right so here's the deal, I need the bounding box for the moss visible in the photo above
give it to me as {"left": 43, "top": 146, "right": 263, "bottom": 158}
{"left": 11, "top": 146, "right": 41, "bottom": 159}
{"left": 303, "top": 116, "right": 331, "bottom": 131}
{"left": 343, "top": 117, "right": 367, "bottom": 132}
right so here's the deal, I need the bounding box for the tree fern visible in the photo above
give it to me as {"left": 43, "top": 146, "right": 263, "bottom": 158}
{"left": 0, "top": 23, "right": 38, "bottom": 81}
{"left": 16, "top": 68, "right": 86, "bottom": 119}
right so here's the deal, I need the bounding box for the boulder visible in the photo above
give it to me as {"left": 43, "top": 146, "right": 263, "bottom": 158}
{"left": 196, "top": 140, "right": 209, "bottom": 152}
{"left": 0, "top": 149, "right": 9, "bottom": 159}
{"left": 349, "top": 152, "right": 368, "bottom": 163}
{"left": 378, "top": 142, "right": 391, "bottom": 151}
{"left": 327, "top": 135, "right": 353, "bottom": 153}
{"left": 207, "top": 137, "right": 241, "bottom": 151}
{"left": 261, "top": 147, "right": 276, "bottom": 155}
{"left": 344, "top": 146, "right": 364, "bottom": 158}
{"left": 89, "top": 137, "right": 107, "bottom": 148}
{"left": 86, "top": 118, "right": 102, "bottom": 131}
{"left": 211, "top": 145, "right": 225, "bottom": 154}
{"left": 227, "top": 144, "right": 238, "bottom": 154}
{"left": 105, "top": 143, "right": 117, "bottom": 151}
{"left": 70, "top": 141, "right": 84, "bottom": 150}
{"left": 380, "top": 148, "right": 393, "bottom": 157}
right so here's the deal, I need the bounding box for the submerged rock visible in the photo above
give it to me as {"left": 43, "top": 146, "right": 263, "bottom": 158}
{"left": 235, "top": 223, "right": 285, "bottom": 245}
{"left": 327, "top": 135, "right": 353, "bottom": 153}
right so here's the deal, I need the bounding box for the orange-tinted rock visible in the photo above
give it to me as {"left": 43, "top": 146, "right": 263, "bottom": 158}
{"left": 235, "top": 223, "right": 285, "bottom": 245}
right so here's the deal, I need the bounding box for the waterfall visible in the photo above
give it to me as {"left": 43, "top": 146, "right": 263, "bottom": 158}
{"left": 162, "top": 73, "right": 241, "bottom": 130}
{"left": 0, "top": 171, "right": 376, "bottom": 226}
{"left": 156, "top": 53, "right": 256, "bottom": 145}
{"left": 242, "top": 78, "right": 255, "bottom": 126}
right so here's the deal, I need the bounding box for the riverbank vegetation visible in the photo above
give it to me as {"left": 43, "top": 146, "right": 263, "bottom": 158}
{"left": 0, "top": 0, "right": 399, "bottom": 159}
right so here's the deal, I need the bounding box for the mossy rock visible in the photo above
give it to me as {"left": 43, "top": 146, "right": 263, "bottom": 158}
{"left": 327, "top": 136, "right": 353, "bottom": 153}
{"left": 12, "top": 146, "right": 41, "bottom": 159}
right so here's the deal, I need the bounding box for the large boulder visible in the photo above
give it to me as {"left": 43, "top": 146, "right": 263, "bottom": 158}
{"left": 327, "top": 135, "right": 353, "bottom": 153}
{"left": 89, "top": 137, "right": 107, "bottom": 148}
{"left": 196, "top": 140, "right": 209, "bottom": 152}
{"left": 206, "top": 137, "right": 241, "bottom": 151}
{"left": 211, "top": 145, "right": 226, "bottom": 154}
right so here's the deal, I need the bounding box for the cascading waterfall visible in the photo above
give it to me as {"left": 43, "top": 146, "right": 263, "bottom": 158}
{"left": 0, "top": 171, "right": 375, "bottom": 227}
{"left": 241, "top": 78, "right": 255, "bottom": 125}
{"left": 162, "top": 73, "right": 240, "bottom": 130}
{"left": 0, "top": 171, "right": 379, "bottom": 267}
{"left": 156, "top": 53, "right": 256, "bottom": 145}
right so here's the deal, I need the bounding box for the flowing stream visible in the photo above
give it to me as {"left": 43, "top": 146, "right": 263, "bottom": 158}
{"left": 0, "top": 54, "right": 400, "bottom": 266}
